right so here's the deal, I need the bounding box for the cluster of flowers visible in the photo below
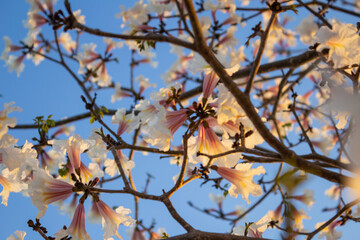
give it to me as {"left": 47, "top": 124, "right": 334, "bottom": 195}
{"left": 0, "top": 102, "right": 137, "bottom": 240}
{"left": 4, "top": 0, "right": 360, "bottom": 239}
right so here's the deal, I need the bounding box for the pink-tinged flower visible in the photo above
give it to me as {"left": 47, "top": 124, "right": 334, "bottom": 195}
{"left": 291, "top": 205, "right": 310, "bottom": 231}
{"left": 269, "top": 203, "right": 284, "bottom": 223}
{"left": 198, "top": 123, "right": 227, "bottom": 156}
{"left": 26, "top": 12, "right": 48, "bottom": 29}
{"left": 79, "top": 161, "right": 93, "bottom": 182}
{"left": 76, "top": 43, "right": 100, "bottom": 70}
{"left": 1, "top": 140, "right": 38, "bottom": 174}
{"left": 104, "top": 37, "right": 123, "bottom": 54}
{"left": 0, "top": 168, "right": 26, "bottom": 206}
{"left": 112, "top": 108, "right": 139, "bottom": 136}
{"left": 188, "top": 119, "right": 239, "bottom": 167}
{"left": 6, "top": 230, "right": 26, "bottom": 240}
{"left": 57, "top": 32, "right": 76, "bottom": 54}
{"left": 0, "top": 102, "right": 22, "bottom": 139}
{"left": 39, "top": 149, "right": 54, "bottom": 169}
{"left": 1, "top": 36, "right": 23, "bottom": 60}
{"left": 165, "top": 109, "right": 188, "bottom": 135}
{"left": 131, "top": 227, "right": 146, "bottom": 240}
{"left": 136, "top": 75, "right": 156, "bottom": 95}
{"left": 233, "top": 213, "right": 271, "bottom": 237}
{"left": 111, "top": 83, "right": 132, "bottom": 103}
{"left": 55, "top": 202, "right": 91, "bottom": 240}
{"left": 203, "top": 71, "right": 219, "bottom": 99}
{"left": 29, "top": 169, "right": 74, "bottom": 218}
{"left": 316, "top": 221, "right": 342, "bottom": 240}
{"left": 291, "top": 189, "right": 315, "bottom": 208}
{"left": 6, "top": 54, "right": 26, "bottom": 77}
{"left": 315, "top": 20, "right": 360, "bottom": 68}
{"left": 50, "top": 134, "right": 94, "bottom": 171}
{"left": 91, "top": 200, "right": 135, "bottom": 239}
{"left": 325, "top": 184, "right": 341, "bottom": 200}
{"left": 52, "top": 125, "right": 75, "bottom": 138}
{"left": 212, "top": 164, "right": 265, "bottom": 203}
{"left": 104, "top": 149, "right": 135, "bottom": 177}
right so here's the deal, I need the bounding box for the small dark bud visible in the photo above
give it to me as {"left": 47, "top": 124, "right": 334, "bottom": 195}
{"left": 245, "top": 130, "right": 254, "bottom": 138}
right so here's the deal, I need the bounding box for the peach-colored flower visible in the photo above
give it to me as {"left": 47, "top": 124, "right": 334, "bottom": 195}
{"left": 111, "top": 83, "right": 132, "bottom": 103}
{"left": 203, "top": 71, "right": 219, "bottom": 99}
{"left": 291, "top": 189, "right": 315, "bottom": 208}
{"left": 315, "top": 221, "right": 342, "bottom": 240}
{"left": 50, "top": 134, "right": 94, "bottom": 171}
{"left": 6, "top": 230, "right": 26, "bottom": 240}
{"left": 29, "top": 169, "right": 74, "bottom": 218}
{"left": 91, "top": 200, "right": 135, "bottom": 239}
{"left": 212, "top": 164, "right": 265, "bottom": 203}
{"left": 55, "top": 202, "right": 91, "bottom": 240}
{"left": 131, "top": 227, "right": 146, "bottom": 240}
{"left": 233, "top": 213, "right": 271, "bottom": 237}
{"left": 112, "top": 108, "right": 139, "bottom": 136}
{"left": 165, "top": 109, "right": 188, "bottom": 135}
{"left": 198, "top": 123, "right": 227, "bottom": 156}
{"left": 0, "top": 168, "right": 26, "bottom": 206}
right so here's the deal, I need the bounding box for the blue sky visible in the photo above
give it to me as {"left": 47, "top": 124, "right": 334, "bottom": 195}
{"left": 1, "top": 0, "right": 360, "bottom": 239}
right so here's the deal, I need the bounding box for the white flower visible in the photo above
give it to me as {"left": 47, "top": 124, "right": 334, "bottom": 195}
{"left": 212, "top": 164, "right": 265, "bottom": 203}
{"left": 50, "top": 134, "right": 94, "bottom": 170}
{"left": 112, "top": 108, "right": 139, "bottom": 136}
{"left": 315, "top": 20, "right": 360, "bottom": 68}
{"left": 5, "top": 54, "right": 26, "bottom": 77}
{"left": 233, "top": 213, "right": 271, "bottom": 237}
{"left": 29, "top": 169, "right": 74, "bottom": 218}
{"left": 295, "top": 15, "right": 319, "bottom": 45}
{"left": 316, "top": 221, "right": 342, "bottom": 240}
{"left": 104, "top": 150, "right": 135, "bottom": 177}
{"left": 0, "top": 168, "right": 27, "bottom": 206}
{"left": 6, "top": 230, "right": 26, "bottom": 240}
{"left": 92, "top": 200, "right": 135, "bottom": 239}
{"left": 58, "top": 32, "right": 76, "bottom": 54}
{"left": 0, "top": 102, "right": 22, "bottom": 139}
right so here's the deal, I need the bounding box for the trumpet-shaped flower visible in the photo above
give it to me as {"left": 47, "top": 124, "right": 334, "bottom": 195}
{"left": 1, "top": 36, "right": 23, "bottom": 60}
{"left": 165, "top": 109, "right": 188, "bottom": 135}
{"left": 0, "top": 102, "right": 21, "bottom": 139}
{"left": 212, "top": 164, "right": 265, "bottom": 203}
{"left": 29, "top": 169, "right": 74, "bottom": 218}
{"left": 292, "top": 189, "right": 315, "bottom": 208}
{"left": 233, "top": 213, "right": 271, "bottom": 237}
{"left": 6, "top": 230, "right": 26, "bottom": 240}
{"left": 55, "top": 202, "right": 91, "bottom": 240}
{"left": 316, "top": 221, "right": 342, "bottom": 240}
{"left": 1, "top": 141, "right": 38, "bottom": 175}
{"left": 0, "top": 168, "right": 26, "bottom": 206}
{"left": 188, "top": 120, "right": 239, "bottom": 167}
{"left": 111, "top": 83, "right": 132, "bottom": 103}
{"left": 104, "top": 150, "right": 135, "bottom": 177}
{"left": 112, "top": 108, "right": 139, "bottom": 136}
{"left": 203, "top": 71, "right": 219, "bottom": 99}
{"left": 50, "top": 134, "right": 94, "bottom": 170}
{"left": 91, "top": 199, "right": 135, "bottom": 239}
{"left": 315, "top": 20, "right": 360, "bottom": 68}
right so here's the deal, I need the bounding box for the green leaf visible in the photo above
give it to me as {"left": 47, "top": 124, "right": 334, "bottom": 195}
{"left": 101, "top": 106, "right": 108, "bottom": 113}
{"left": 161, "top": 232, "right": 169, "bottom": 239}
{"left": 58, "top": 166, "right": 69, "bottom": 177}
{"left": 90, "top": 115, "right": 95, "bottom": 124}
